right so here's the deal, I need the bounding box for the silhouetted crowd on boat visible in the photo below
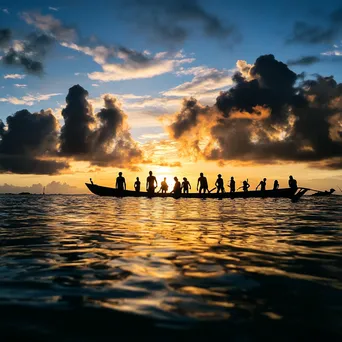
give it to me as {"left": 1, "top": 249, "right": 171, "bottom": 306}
{"left": 113, "top": 171, "right": 298, "bottom": 195}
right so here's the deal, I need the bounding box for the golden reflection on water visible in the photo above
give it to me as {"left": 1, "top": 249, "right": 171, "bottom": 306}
{"left": 0, "top": 195, "right": 341, "bottom": 324}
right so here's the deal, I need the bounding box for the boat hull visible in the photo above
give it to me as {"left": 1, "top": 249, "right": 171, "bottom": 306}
{"left": 85, "top": 183, "right": 298, "bottom": 199}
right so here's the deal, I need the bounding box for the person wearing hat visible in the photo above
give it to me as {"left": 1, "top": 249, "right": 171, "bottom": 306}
{"left": 215, "top": 174, "right": 225, "bottom": 193}
{"left": 116, "top": 172, "right": 126, "bottom": 191}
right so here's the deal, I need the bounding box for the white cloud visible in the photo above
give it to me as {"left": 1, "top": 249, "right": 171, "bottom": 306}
{"left": 4, "top": 74, "right": 26, "bottom": 79}
{"left": 0, "top": 93, "right": 62, "bottom": 106}
{"left": 61, "top": 42, "right": 195, "bottom": 82}
{"left": 48, "top": 7, "right": 59, "bottom": 11}
{"left": 162, "top": 66, "right": 233, "bottom": 97}
{"left": 321, "top": 50, "right": 342, "bottom": 56}
{"left": 112, "top": 93, "right": 151, "bottom": 100}
{"left": 2, "top": 8, "right": 9, "bottom": 14}
{"left": 22, "top": 12, "right": 77, "bottom": 42}
{"left": 14, "top": 84, "right": 27, "bottom": 88}
{"left": 91, "top": 84, "right": 99, "bottom": 87}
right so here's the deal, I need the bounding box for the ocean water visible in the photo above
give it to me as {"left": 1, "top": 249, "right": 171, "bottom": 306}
{"left": 0, "top": 194, "right": 341, "bottom": 341}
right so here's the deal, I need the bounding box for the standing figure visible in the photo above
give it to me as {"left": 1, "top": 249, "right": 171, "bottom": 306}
{"left": 256, "top": 178, "right": 267, "bottom": 191}
{"left": 182, "top": 177, "right": 191, "bottom": 193}
{"left": 228, "top": 177, "right": 235, "bottom": 193}
{"left": 159, "top": 177, "right": 169, "bottom": 193}
{"left": 116, "top": 172, "right": 126, "bottom": 191}
{"left": 215, "top": 174, "right": 225, "bottom": 193}
{"left": 134, "top": 177, "right": 141, "bottom": 192}
{"left": 90, "top": 178, "right": 94, "bottom": 185}
{"left": 146, "top": 171, "right": 158, "bottom": 194}
{"left": 273, "top": 180, "right": 279, "bottom": 191}
{"left": 197, "top": 172, "right": 209, "bottom": 193}
{"left": 238, "top": 180, "right": 250, "bottom": 192}
{"left": 171, "top": 177, "right": 182, "bottom": 197}
{"left": 288, "top": 175, "right": 298, "bottom": 190}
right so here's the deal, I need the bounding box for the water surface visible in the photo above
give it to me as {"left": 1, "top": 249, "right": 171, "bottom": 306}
{"left": 0, "top": 195, "right": 341, "bottom": 340}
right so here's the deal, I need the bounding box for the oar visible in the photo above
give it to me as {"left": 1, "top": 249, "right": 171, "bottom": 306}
{"left": 298, "top": 187, "right": 324, "bottom": 193}
{"left": 337, "top": 186, "right": 342, "bottom": 192}
{"left": 209, "top": 187, "right": 216, "bottom": 193}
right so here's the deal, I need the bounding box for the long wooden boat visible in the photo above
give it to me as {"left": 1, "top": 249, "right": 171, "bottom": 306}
{"left": 85, "top": 183, "right": 307, "bottom": 201}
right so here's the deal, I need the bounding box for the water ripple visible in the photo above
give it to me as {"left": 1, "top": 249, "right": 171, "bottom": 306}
{"left": 0, "top": 195, "right": 341, "bottom": 339}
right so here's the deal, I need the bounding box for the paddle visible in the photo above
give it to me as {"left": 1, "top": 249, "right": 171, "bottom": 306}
{"left": 338, "top": 186, "right": 342, "bottom": 193}
{"left": 209, "top": 187, "right": 216, "bottom": 193}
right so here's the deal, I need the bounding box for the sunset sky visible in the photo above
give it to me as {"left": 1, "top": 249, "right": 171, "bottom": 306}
{"left": 0, "top": 0, "right": 341, "bottom": 193}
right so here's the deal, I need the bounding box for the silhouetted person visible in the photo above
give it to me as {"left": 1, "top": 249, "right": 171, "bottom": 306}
{"left": 116, "top": 172, "right": 126, "bottom": 191}
{"left": 90, "top": 178, "right": 94, "bottom": 185}
{"left": 171, "top": 177, "right": 181, "bottom": 197}
{"left": 288, "top": 175, "right": 297, "bottom": 190}
{"left": 215, "top": 174, "right": 224, "bottom": 193}
{"left": 134, "top": 177, "right": 141, "bottom": 192}
{"left": 159, "top": 177, "right": 168, "bottom": 193}
{"left": 273, "top": 180, "right": 279, "bottom": 191}
{"left": 146, "top": 171, "right": 158, "bottom": 194}
{"left": 228, "top": 177, "right": 235, "bottom": 193}
{"left": 197, "top": 172, "right": 208, "bottom": 193}
{"left": 238, "top": 180, "right": 250, "bottom": 192}
{"left": 256, "top": 178, "right": 267, "bottom": 191}
{"left": 182, "top": 177, "right": 191, "bottom": 193}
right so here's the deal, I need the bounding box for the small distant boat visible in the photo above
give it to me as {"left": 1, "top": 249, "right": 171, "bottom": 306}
{"left": 18, "top": 192, "right": 31, "bottom": 195}
{"left": 85, "top": 183, "right": 307, "bottom": 201}
{"left": 311, "top": 188, "right": 335, "bottom": 197}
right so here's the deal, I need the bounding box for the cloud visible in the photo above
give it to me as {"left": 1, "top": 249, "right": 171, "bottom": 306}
{"left": 288, "top": 7, "right": 342, "bottom": 44}
{"left": 162, "top": 66, "right": 233, "bottom": 97}
{"left": 321, "top": 50, "right": 342, "bottom": 56}
{"left": 0, "top": 109, "right": 68, "bottom": 174}
{"left": 0, "top": 93, "right": 62, "bottom": 106}
{"left": 14, "top": 84, "right": 27, "bottom": 88}
{"left": 2, "top": 8, "right": 9, "bottom": 14}
{"left": 4, "top": 74, "right": 26, "bottom": 79}
{"left": 167, "top": 54, "right": 342, "bottom": 169}
{"left": 1, "top": 32, "right": 54, "bottom": 74}
{"left": 62, "top": 42, "right": 194, "bottom": 81}
{"left": 287, "top": 56, "right": 321, "bottom": 66}
{"left": 121, "top": 0, "right": 240, "bottom": 45}
{"left": 60, "top": 85, "right": 143, "bottom": 169}
{"left": 48, "top": 7, "right": 59, "bottom": 12}
{"left": 0, "top": 85, "right": 148, "bottom": 174}
{"left": 22, "top": 12, "right": 77, "bottom": 42}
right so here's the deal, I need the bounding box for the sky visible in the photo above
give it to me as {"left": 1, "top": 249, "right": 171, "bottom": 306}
{"left": 0, "top": 0, "right": 341, "bottom": 193}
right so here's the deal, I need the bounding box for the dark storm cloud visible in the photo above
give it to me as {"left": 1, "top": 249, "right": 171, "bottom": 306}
{"left": 216, "top": 55, "right": 301, "bottom": 123}
{"left": 60, "top": 85, "right": 94, "bottom": 155}
{"left": 288, "top": 7, "right": 342, "bottom": 44}
{"left": 168, "top": 55, "right": 342, "bottom": 168}
{"left": 1, "top": 32, "right": 54, "bottom": 74}
{"left": 0, "top": 28, "right": 11, "bottom": 47}
{"left": 0, "top": 85, "right": 144, "bottom": 174}
{"left": 0, "top": 109, "right": 68, "bottom": 174}
{"left": 121, "top": 0, "right": 239, "bottom": 45}
{"left": 169, "top": 98, "right": 210, "bottom": 139}
{"left": 60, "top": 85, "right": 143, "bottom": 168}
{"left": 287, "top": 56, "right": 321, "bottom": 66}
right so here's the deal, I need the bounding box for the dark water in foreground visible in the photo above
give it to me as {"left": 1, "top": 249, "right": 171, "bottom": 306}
{"left": 0, "top": 195, "right": 341, "bottom": 341}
